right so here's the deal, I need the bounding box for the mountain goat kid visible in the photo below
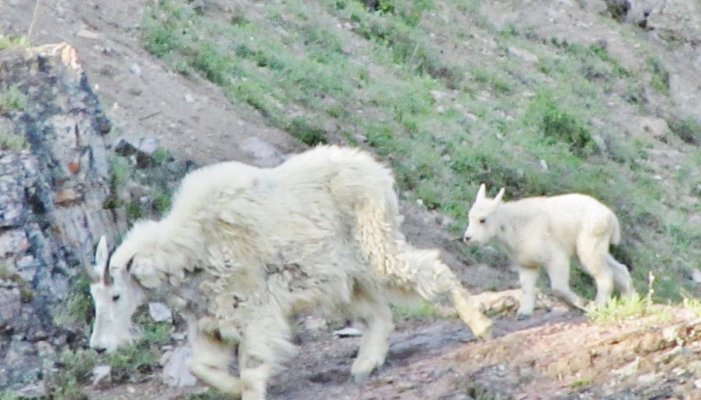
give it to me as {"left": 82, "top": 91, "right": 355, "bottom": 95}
{"left": 462, "top": 184, "right": 635, "bottom": 318}
{"left": 88, "top": 145, "right": 491, "bottom": 400}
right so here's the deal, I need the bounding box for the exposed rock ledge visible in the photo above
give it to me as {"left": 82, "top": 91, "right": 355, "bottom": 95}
{"left": 0, "top": 43, "right": 125, "bottom": 391}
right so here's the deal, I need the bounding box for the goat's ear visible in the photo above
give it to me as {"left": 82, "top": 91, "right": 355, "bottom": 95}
{"left": 495, "top": 187, "right": 506, "bottom": 203}
{"left": 89, "top": 235, "right": 109, "bottom": 282}
{"left": 476, "top": 183, "right": 487, "bottom": 200}
{"left": 95, "top": 236, "right": 109, "bottom": 267}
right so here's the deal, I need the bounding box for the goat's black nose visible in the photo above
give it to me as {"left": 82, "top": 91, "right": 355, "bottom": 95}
{"left": 462, "top": 236, "right": 470, "bottom": 243}
{"left": 93, "top": 347, "right": 107, "bottom": 354}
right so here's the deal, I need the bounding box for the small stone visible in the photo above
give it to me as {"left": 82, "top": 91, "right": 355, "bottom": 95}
{"left": 539, "top": 159, "right": 548, "bottom": 171}
{"left": 149, "top": 302, "right": 172, "bottom": 323}
{"left": 354, "top": 134, "right": 368, "bottom": 143}
{"left": 694, "top": 378, "right": 701, "bottom": 389}
{"left": 240, "top": 137, "right": 285, "bottom": 168}
{"left": 161, "top": 346, "right": 197, "bottom": 387}
{"left": 691, "top": 269, "right": 701, "bottom": 284}
{"left": 76, "top": 29, "right": 101, "bottom": 40}
{"left": 92, "top": 365, "right": 111, "bottom": 386}
{"left": 130, "top": 64, "right": 142, "bottom": 76}
{"left": 184, "top": 94, "right": 195, "bottom": 103}
{"left": 67, "top": 161, "right": 80, "bottom": 174}
{"left": 508, "top": 46, "right": 539, "bottom": 64}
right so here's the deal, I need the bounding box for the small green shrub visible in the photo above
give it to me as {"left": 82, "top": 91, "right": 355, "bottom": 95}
{"left": 538, "top": 97, "right": 595, "bottom": 156}
{"left": 46, "top": 350, "right": 97, "bottom": 400}
{"left": 648, "top": 57, "right": 670, "bottom": 94}
{"left": 0, "top": 85, "right": 27, "bottom": 113}
{"left": 0, "top": 35, "right": 29, "bottom": 51}
{"left": 669, "top": 117, "right": 701, "bottom": 145}
{"left": 288, "top": 117, "right": 327, "bottom": 146}
{"left": 0, "top": 132, "right": 26, "bottom": 151}
{"left": 54, "top": 273, "right": 94, "bottom": 328}
{"left": 152, "top": 190, "right": 172, "bottom": 215}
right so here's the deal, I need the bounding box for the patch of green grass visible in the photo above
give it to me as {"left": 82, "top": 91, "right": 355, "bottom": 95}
{"left": 527, "top": 91, "right": 595, "bottom": 157}
{"left": 669, "top": 117, "right": 701, "bottom": 145}
{"left": 186, "top": 391, "right": 230, "bottom": 400}
{"left": 151, "top": 147, "right": 174, "bottom": 165}
{"left": 0, "top": 35, "right": 29, "bottom": 51}
{"left": 682, "top": 295, "right": 701, "bottom": 317}
{"left": 391, "top": 299, "right": 438, "bottom": 321}
{"left": 151, "top": 190, "right": 172, "bottom": 215}
{"left": 0, "top": 132, "right": 26, "bottom": 151}
{"left": 469, "top": 67, "right": 513, "bottom": 95}
{"left": 0, "top": 85, "right": 27, "bottom": 114}
{"left": 586, "top": 292, "right": 650, "bottom": 323}
{"left": 648, "top": 57, "right": 670, "bottom": 95}
{"left": 587, "top": 272, "right": 668, "bottom": 323}
{"left": 0, "top": 391, "right": 19, "bottom": 400}
{"left": 46, "top": 350, "right": 97, "bottom": 400}
{"left": 570, "top": 378, "right": 592, "bottom": 389}
{"left": 287, "top": 117, "right": 328, "bottom": 146}
{"left": 54, "top": 273, "right": 93, "bottom": 329}
{"left": 0, "top": 262, "right": 34, "bottom": 303}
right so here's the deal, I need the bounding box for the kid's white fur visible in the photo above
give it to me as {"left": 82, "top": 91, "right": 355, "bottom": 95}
{"left": 463, "top": 183, "right": 636, "bottom": 317}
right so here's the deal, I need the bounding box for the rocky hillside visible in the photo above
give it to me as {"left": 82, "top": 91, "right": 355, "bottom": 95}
{"left": 0, "top": 0, "right": 700, "bottom": 399}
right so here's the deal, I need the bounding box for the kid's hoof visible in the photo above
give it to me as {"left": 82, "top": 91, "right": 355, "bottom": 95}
{"left": 474, "top": 322, "right": 493, "bottom": 340}
{"left": 352, "top": 370, "right": 372, "bottom": 383}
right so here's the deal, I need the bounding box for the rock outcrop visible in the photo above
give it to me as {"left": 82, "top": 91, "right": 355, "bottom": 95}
{"left": 0, "top": 43, "right": 125, "bottom": 391}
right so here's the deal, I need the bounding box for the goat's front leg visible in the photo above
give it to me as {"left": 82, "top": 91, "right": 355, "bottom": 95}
{"left": 348, "top": 290, "right": 393, "bottom": 382}
{"left": 238, "top": 306, "right": 295, "bottom": 400}
{"left": 188, "top": 326, "right": 241, "bottom": 397}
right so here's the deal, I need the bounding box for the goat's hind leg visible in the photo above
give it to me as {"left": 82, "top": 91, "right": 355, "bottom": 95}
{"left": 398, "top": 246, "right": 492, "bottom": 339}
{"left": 348, "top": 287, "right": 393, "bottom": 382}
{"left": 546, "top": 251, "right": 587, "bottom": 311}
{"left": 576, "top": 238, "right": 614, "bottom": 308}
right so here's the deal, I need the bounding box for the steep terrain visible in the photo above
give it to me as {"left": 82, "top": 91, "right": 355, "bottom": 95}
{"left": 1, "top": 0, "right": 700, "bottom": 399}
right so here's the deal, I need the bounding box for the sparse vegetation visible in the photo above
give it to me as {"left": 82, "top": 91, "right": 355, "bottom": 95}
{"left": 0, "top": 85, "right": 27, "bottom": 114}
{"left": 0, "top": 35, "right": 28, "bottom": 51}
{"left": 669, "top": 117, "right": 701, "bottom": 145}
{"left": 392, "top": 299, "right": 438, "bottom": 322}
{"left": 0, "top": 262, "right": 34, "bottom": 303}
{"left": 0, "top": 391, "right": 19, "bottom": 400}
{"left": 0, "top": 132, "right": 26, "bottom": 151}
{"left": 137, "top": 0, "right": 700, "bottom": 307}
{"left": 46, "top": 350, "right": 97, "bottom": 400}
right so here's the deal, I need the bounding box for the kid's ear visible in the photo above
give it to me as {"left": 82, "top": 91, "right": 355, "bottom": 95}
{"left": 476, "top": 183, "right": 487, "bottom": 200}
{"left": 495, "top": 187, "right": 506, "bottom": 203}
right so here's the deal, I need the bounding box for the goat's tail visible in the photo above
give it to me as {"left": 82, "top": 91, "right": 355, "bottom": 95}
{"left": 608, "top": 211, "right": 622, "bottom": 245}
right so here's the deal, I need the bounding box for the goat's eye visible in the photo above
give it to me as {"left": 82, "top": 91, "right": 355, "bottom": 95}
{"left": 112, "top": 295, "right": 121, "bottom": 302}
{"left": 479, "top": 217, "right": 487, "bottom": 224}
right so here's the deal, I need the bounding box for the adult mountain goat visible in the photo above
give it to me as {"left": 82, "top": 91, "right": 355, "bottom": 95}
{"left": 462, "top": 184, "right": 635, "bottom": 318}
{"left": 88, "top": 146, "right": 492, "bottom": 400}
